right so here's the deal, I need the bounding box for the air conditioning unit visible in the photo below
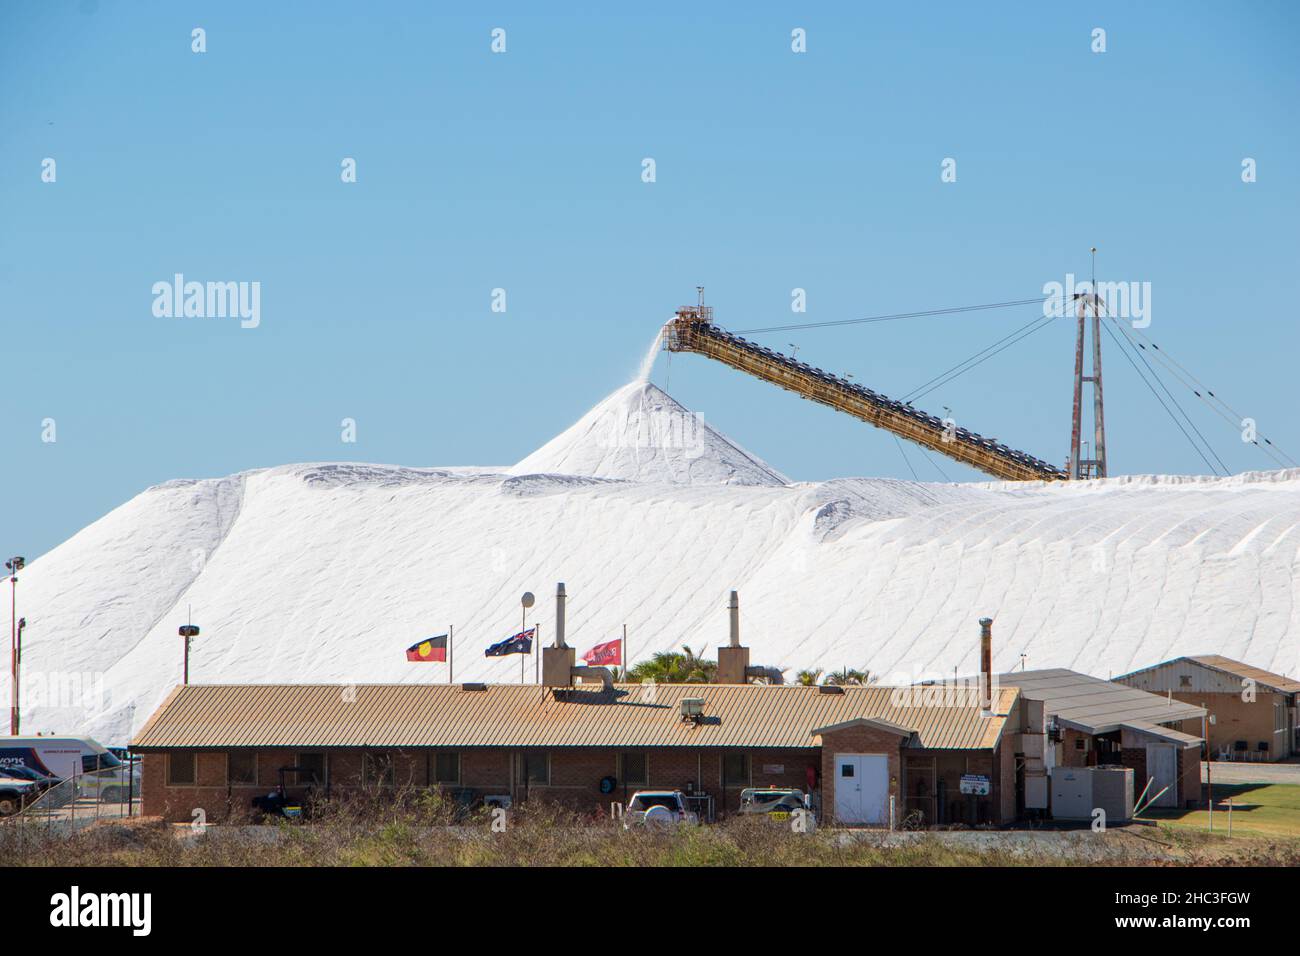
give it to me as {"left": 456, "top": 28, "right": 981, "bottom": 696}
{"left": 680, "top": 698, "right": 705, "bottom": 722}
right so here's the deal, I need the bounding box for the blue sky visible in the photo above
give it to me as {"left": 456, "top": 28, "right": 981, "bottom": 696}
{"left": 2, "top": 1, "right": 1298, "bottom": 559}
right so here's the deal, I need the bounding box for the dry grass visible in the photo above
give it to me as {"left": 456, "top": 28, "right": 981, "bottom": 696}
{"left": 4, "top": 789, "right": 1300, "bottom": 867}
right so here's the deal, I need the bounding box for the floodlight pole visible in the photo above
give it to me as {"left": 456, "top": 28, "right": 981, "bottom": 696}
{"left": 13, "top": 617, "right": 25, "bottom": 735}
{"left": 179, "top": 622, "right": 201, "bottom": 685}
{"left": 519, "top": 591, "right": 536, "bottom": 686}
{"left": 7, "top": 556, "right": 25, "bottom": 735}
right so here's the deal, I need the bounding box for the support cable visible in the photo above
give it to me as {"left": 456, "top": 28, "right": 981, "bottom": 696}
{"left": 734, "top": 297, "right": 1047, "bottom": 335}
{"left": 905, "top": 312, "right": 1060, "bottom": 404}
{"left": 893, "top": 435, "right": 921, "bottom": 481}
{"left": 1097, "top": 319, "right": 1225, "bottom": 476}
{"left": 1113, "top": 320, "right": 1297, "bottom": 468}
{"left": 921, "top": 449, "right": 953, "bottom": 482}
{"left": 1095, "top": 311, "right": 1231, "bottom": 475}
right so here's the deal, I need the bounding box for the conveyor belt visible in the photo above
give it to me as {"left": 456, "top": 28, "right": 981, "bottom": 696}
{"left": 664, "top": 306, "right": 1067, "bottom": 482}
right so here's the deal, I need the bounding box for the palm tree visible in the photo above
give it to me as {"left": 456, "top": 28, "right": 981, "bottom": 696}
{"left": 627, "top": 645, "right": 717, "bottom": 684}
{"left": 795, "top": 668, "right": 823, "bottom": 686}
{"left": 825, "top": 667, "right": 875, "bottom": 686}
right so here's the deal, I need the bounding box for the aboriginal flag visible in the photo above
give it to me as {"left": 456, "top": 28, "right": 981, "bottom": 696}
{"left": 406, "top": 634, "right": 448, "bottom": 662}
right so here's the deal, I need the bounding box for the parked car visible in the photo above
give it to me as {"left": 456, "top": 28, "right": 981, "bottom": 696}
{"left": 0, "top": 774, "right": 40, "bottom": 816}
{"left": 623, "top": 790, "right": 698, "bottom": 828}
{"left": 739, "top": 788, "right": 815, "bottom": 824}
{"left": 0, "top": 764, "right": 71, "bottom": 808}
{"left": 0, "top": 763, "right": 62, "bottom": 791}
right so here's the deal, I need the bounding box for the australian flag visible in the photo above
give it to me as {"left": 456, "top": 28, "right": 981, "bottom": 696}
{"left": 485, "top": 627, "right": 535, "bottom": 657}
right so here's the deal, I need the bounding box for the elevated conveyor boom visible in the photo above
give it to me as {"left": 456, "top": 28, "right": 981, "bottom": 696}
{"left": 664, "top": 305, "right": 1067, "bottom": 482}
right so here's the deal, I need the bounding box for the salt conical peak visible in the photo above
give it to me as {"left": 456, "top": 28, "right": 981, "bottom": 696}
{"left": 510, "top": 381, "right": 789, "bottom": 486}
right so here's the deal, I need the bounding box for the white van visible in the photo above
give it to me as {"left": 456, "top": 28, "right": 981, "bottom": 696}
{"left": 0, "top": 736, "right": 137, "bottom": 802}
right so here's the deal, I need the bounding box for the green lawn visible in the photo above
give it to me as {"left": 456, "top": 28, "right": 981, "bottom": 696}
{"left": 1144, "top": 783, "right": 1300, "bottom": 838}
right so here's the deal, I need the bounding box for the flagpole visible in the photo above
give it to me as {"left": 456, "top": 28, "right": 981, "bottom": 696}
{"left": 622, "top": 623, "right": 627, "bottom": 682}
{"left": 534, "top": 622, "right": 541, "bottom": 685}
{"left": 449, "top": 624, "right": 454, "bottom": 685}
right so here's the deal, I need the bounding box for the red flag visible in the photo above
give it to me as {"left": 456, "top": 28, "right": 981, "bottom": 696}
{"left": 582, "top": 638, "right": 622, "bottom": 666}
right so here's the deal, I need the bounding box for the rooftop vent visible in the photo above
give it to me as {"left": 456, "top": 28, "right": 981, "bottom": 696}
{"left": 460, "top": 682, "right": 487, "bottom": 692}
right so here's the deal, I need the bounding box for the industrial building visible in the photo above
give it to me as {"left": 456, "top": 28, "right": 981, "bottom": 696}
{"left": 1115, "top": 655, "right": 1299, "bottom": 762}
{"left": 1002, "top": 669, "right": 1204, "bottom": 811}
{"left": 128, "top": 592, "right": 1207, "bottom": 826}
{"left": 130, "top": 679, "right": 1023, "bottom": 826}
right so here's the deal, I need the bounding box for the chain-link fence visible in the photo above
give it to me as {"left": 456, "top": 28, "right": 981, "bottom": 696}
{"left": 4, "top": 759, "right": 141, "bottom": 835}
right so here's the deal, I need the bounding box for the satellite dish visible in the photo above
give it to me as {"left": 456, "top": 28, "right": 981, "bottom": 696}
{"left": 521, "top": 592, "right": 535, "bottom": 609}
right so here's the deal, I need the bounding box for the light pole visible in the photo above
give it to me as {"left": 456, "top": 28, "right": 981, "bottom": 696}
{"left": 179, "top": 624, "right": 200, "bottom": 685}
{"left": 520, "top": 592, "right": 534, "bottom": 685}
{"left": 6, "top": 556, "right": 24, "bottom": 735}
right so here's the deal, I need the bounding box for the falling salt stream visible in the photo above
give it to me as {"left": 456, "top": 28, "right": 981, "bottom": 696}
{"left": 634, "top": 325, "right": 668, "bottom": 383}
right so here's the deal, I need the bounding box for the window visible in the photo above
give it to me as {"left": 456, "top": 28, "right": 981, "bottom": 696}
{"left": 523, "top": 751, "right": 549, "bottom": 785}
{"left": 81, "top": 751, "right": 123, "bottom": 773}
{"left": 628, "top": 793, "right": 682, "bottom": 812}
{"left": 362, "top": 752, "right": 395, "bottom": 787}
{"left": 296, "top": 752, "right": 325, "bottom": 786}
{"left": 621, "top": 752, "right": 647, "bottom": 787}
{"left": 722, "top": 752, "right": 750, "bottom": 785}
{"left": 841, "top": 764, "right": 855, "bottom": 778}
{"left": 167, "top": 752, "right": 196, "bottom": 786}
{"left": 227, "top": 751, "right": 257, "bottom": 785}
{"left": 1179, "top": 675, "right": 1192, "bottom": 688}
{"left": 433, "top": 752, "right": 460, "bottom": 785}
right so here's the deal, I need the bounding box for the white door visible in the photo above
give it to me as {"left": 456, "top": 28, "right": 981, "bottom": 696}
{"left": 834, "top": 754, "right": 889, "bottom": 824}
{"left": 1147, "top": 745, "right": 1178, "bottom": 808}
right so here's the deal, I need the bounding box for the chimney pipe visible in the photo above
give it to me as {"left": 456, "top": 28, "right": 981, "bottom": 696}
{"left": 555, "top": 582, "right": 567, "bottom": 648}
{"left": 728, "top": 590, "right": 740, "bottom": 647}
{"left": 978, "top": 617, "right": 993, "bottom": 714}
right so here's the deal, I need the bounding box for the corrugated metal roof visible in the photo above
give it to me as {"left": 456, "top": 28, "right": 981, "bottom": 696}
{"left": 131, "top": 682, "right": 1016, "bottom": 752}
{"left": 1120, "top": 720, "right": 1203, "bottom": 747}
{"left": 1185, "top": 656, "right": 1300, "bottom": 694}
{"left": 996, "top": 669, "right": 1204, "bottom": 735}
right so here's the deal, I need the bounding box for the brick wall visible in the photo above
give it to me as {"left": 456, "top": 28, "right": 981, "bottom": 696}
{"left": 1059, "top": 728, "right": 1092, "bottom": 767}
{"left": 817, "top": 725, "right": 904, "bottom": 826}
{"left": 529, "top": 747, "right": 819, "bottom": 817}
{"left": 1175, "top": 690, "right": 1287, "bottom": 760}
{"left": 141, "top": 746, "right": 823, "bottom": 823}
{"left": 141, "top": 750, "right": 268, "bottom": 824}
{"left": 143, "top": 742, "right": 1006, "bottom": 825}
{"left": 995, "top": 739, "right": 1016, "bottom": 824}
{"left": 1120, "top": 746, "right": 1148, "bottom": 804}
{"left": 901, "top": 750, "right": 1002, "bottom": 826}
